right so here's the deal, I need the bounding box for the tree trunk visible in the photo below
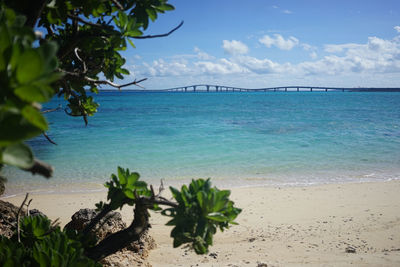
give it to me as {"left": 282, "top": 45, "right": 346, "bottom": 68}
{"left": 85, "top": 202, "right": 150, "bottom": 261}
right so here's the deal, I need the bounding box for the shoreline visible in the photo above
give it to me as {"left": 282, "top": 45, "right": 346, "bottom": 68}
{"left": 3, "top": 180, "right": 400, "bottom": 266}
{"left": 2, "top": 176, "right": 400, "bottom": 198}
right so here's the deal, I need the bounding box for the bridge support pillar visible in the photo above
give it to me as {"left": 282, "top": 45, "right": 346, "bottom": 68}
{"left": 206, "top": 85, "right": 209, "bottom": 92}
{"left": 193, "top": 86, "right": 196, "bottom": 92}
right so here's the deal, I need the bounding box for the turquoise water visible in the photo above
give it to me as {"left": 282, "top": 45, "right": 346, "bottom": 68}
{"left": 4, "top": 92, "right": 400, "bottom": 196}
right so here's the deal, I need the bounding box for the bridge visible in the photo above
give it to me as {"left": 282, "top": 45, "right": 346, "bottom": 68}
{"left": 124, "top": 85, "right": 400, "bottom": 93}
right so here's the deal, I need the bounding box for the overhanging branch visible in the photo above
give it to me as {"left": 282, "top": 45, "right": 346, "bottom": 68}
{"left": 85, "top": 77, "right": 148, "bottom": 90}
{"left": 133, "top": 21, "right": 183, "bottom": 39}
{"left": 111, "top": 0, "right": 124, "bottom": 10}
{"left": 58, "top": 69, "right": 147, "bottom": 90}
{"left": 67, "top": 15, "right": 106, "bottom": 29}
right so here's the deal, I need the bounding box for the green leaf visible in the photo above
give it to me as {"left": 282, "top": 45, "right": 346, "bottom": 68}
{"left": 193, "top": 240, "right": 207, "bottom": 254}
{"left": 126, "top": 28, "right": 143, "bottom": 37}
{"left": 40, "top": 41, "right": 58, "bottom": 71}
{"left": 126, "top": 172, "right": 139, "bottom": 188}
{"left": 21, "top": 105, "right": 48, "bottom": 131}
{"left": 123, "top": 189, "right": 134, "bottom": 199}
{"left": 206, "top": 212, "right": 228, "bottom": 222}
{"left": 14, "top": 84, "right": 53, "bottom": 103}
{"left": 0, "top": 113, "right": 43, "bottom": 146}
{"left": 196, "top": 191, "right": 205, "bottom": 209}
{"left": 1, "top": 143, "right": 33, "bottom": 169}
{"left": 146, "top": 8, "right": 157, "bottom": 22}
{"left": 16, "top": 49, "right": 44, "bottom": 84}
{"left": 158, "top": 4, "right": 175, "bottom": 11}
{"left": 117, "top": 166, "right": 126, "bottom": 185}
{"left": 127, "top": 38, "right": 136, "bottom": 48}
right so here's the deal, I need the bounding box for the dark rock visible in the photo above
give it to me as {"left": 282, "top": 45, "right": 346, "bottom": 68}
{"left": 0, "top": 200, "right": 46, "bottom": 238}
{"left": 29, "top": 209, "right": 46, "bottom": 217}
{"left": 0, "top": 200, "right": 23, "bottom": 238}
{"left": 65, "top": 208, "right": 126, "bottom": 241}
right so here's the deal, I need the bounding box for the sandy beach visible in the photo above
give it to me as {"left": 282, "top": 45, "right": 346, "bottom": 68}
{"left": 3, "top": 180, "right": 400, "bottom": 266}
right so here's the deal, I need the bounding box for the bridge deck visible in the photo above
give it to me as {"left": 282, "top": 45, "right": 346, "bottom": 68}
{"left": 121, "top": 85, "right": 400, "bottom": 93}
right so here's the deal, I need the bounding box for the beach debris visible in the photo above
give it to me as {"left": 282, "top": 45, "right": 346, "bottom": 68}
{"left": 209, "top": 252, "right": 218, "bottom": 259}
{"left": 345, "top": 246, "right": 356, "bottom": 253}
{"left": 257, "top": 263, "right": 268, "bottom": 267}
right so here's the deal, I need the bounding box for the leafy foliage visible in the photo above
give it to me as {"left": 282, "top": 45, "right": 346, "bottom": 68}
{"left": 162, "top": 179, "right": 241, "bottom": 254}
{"left": 0, "top": 0, "right": 176, "bottom": 176}
{"left": 0, "top": 7, "right": 60, "bottom": 171}
{"left": 0, "top": 0, "right": 242, "bottom": 262}
{"left": 95, "top": 167, "right": 241, "bottom": 255}
{"left": 0, "top": 215, "right": 100, "bottom": 267}
{"left": 96, "top": 166, "right": 159, "bottom": 211}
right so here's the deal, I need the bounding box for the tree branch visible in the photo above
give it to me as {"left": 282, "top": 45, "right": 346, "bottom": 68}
{"left": 133, "top": 21, "right": 184, "bottom": 39}
{"left": 16, "top": 193, "right": 29, "bottom": 243}
{"left": 86, "top": 200, "right": 149, "bottom": 261}
{"left": 74, "top": 48, "right": 87, "bottom": 74}
{"left": 42, "top": 105, "right": 62, "bottom": 114}
{"left": 82, "top": 205, "right": 112, "bottom": 237}
{"left": 67, "top": 15, "right": 107, "bottom": 29}
{"left": 43, "top": 132, "right": 57, "bottom": 145}
{"left": 85, "top": 77, "right": 148, "bottom": 90}
{"left": 58, "top": 68, "right": 147, "bottom": 90}
{"left": 111, "top": 0, "right": 124, "bottom": 10}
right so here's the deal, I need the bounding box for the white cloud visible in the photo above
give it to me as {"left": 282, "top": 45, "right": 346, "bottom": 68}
{"left": 234, "top": 56, "right": 293, "bottom": 74}
{"left": 394, "top": 26, "right": 400, "bottom": 33}
{"left": 259, "top": 34, "right": 299, "bottom": 50}
{"left": 194, "top": 47, "right": 214, "bottom": 60}
{"left": 136, "top": 29, "right": 400, "bottom": 88}
{"left": 303, "top": 36, "right": 400, "bottom": 75}
{"left": 324, "top": 43, "right": 363, "bottom": 53}
{"left": 222, "top": 40, "right": 249, "bottom": 55}
{"left": 272, "top": 5, "right": 278, "bottom": 9}
{"left": 310, "top": 51, "right": 318, "bottom": 59}
{"left": 142, "top": 59, "right": 192, "bottom": 77}
{"left": 282, "top": 9, "right": 292, "bottom": 14}
{"left": 195, "top": 58, "right": 246, "bottom": 75}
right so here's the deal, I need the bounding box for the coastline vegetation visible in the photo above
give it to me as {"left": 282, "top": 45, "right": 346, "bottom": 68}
{"left": 0, "top": 0, "right": 241, "bottom": 265}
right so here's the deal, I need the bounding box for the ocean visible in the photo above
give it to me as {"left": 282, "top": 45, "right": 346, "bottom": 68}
{"left": 3, "top": 91, "right": 400, "bottom": 196}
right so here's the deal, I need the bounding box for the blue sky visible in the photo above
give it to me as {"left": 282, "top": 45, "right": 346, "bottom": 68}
{"left": 121, "top": 0, "right": 400, "bottom": 89}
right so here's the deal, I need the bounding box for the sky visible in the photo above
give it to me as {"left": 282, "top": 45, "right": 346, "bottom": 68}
{"left": 120, "top": 0, "right": 400, "bottom": 89}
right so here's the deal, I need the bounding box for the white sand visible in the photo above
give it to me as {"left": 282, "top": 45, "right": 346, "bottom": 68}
{"left": 4, "top": 180, "right": 400, "bottom": 266}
